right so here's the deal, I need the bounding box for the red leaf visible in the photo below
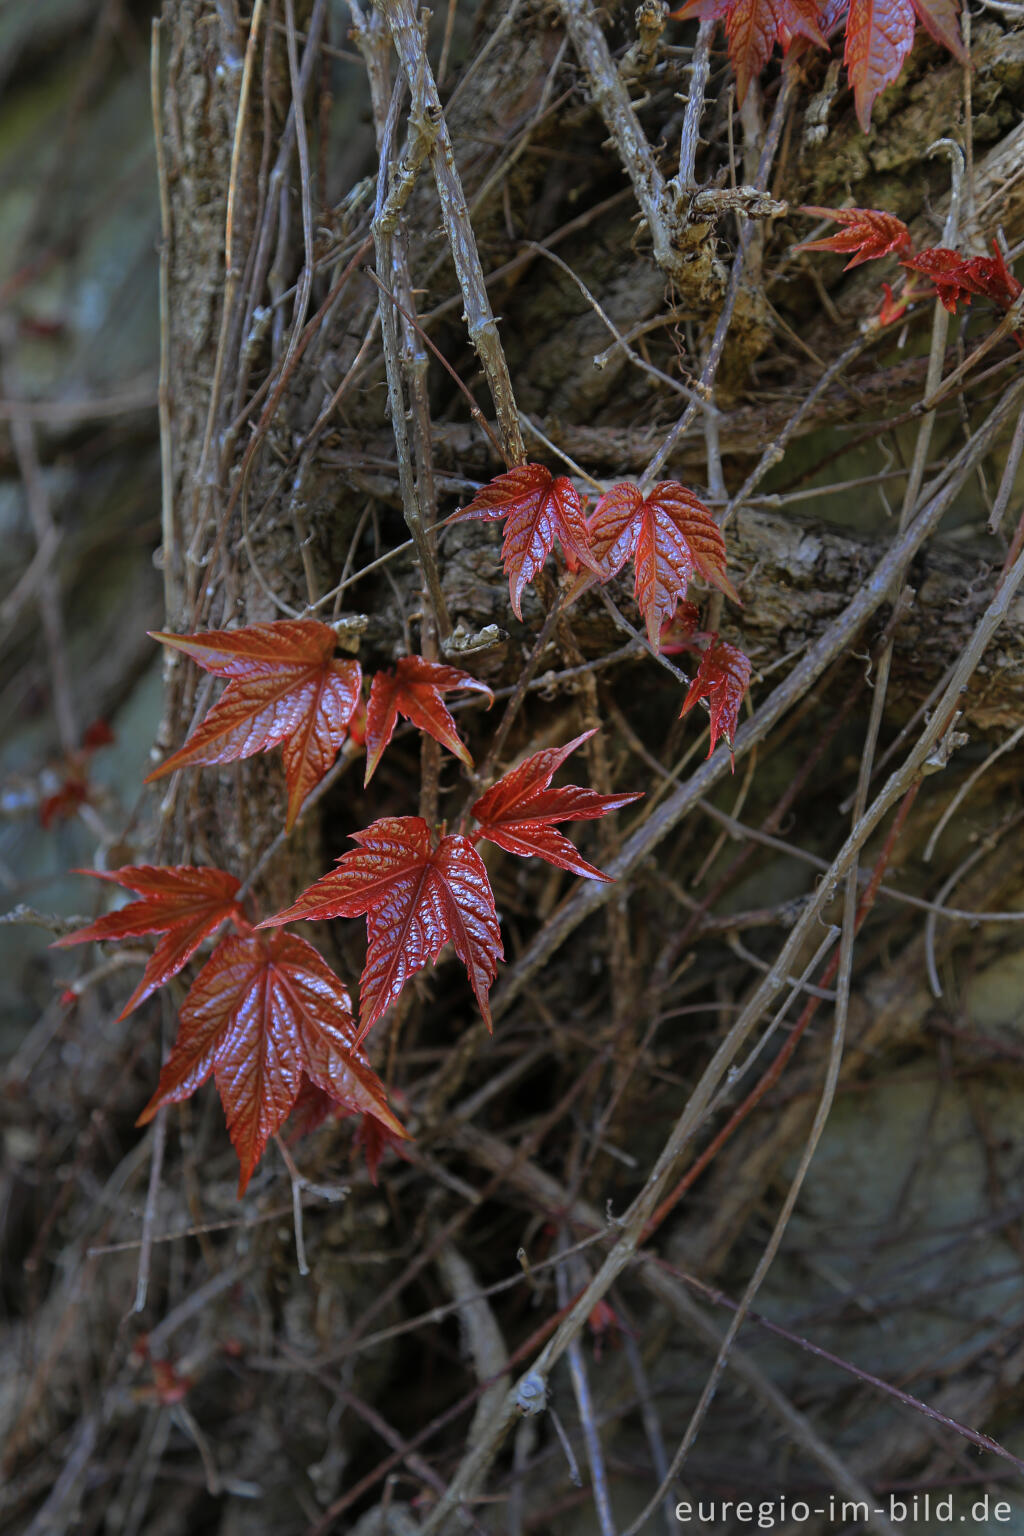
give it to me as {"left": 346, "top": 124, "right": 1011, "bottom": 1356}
{"left": 453, "top": 464, "right": 599, "bottom": 619}
{"left": 287, "top": 1076, "right": 341, "bottom": 1140}
{"left": 470, "top": 731, "right": 643, "bottom": 882}
{"left": 587, "top": 481, "right": 738, "bottom": 647}
{"left": 795, "top": 205, "right": 913, "bottom": 269}
{"left": 146, "top": 620, "right": 362, "bottom": 831}
{"left": 816, "top": 0, "right": 852, "bottom": 32}
{"left": 260, "top": 818, "right": 503, "bottom": 1038}
{"left": 658, "top": 602, "right": 704, "bottom": 655}
{"left": 680, "top": 641, "right": 752, "bottom": 763}
{"left": 910, "top": 0, "right": 966, "bottom": 60}
{"left": 843, "top": 0, "right": 916, "bottom": 131}
{"left": 844, "top": 0, "right": 963, "bottom": 129}
{"left": 671, "top": 0, "right": 826, "bottom": 102}
{"left": 901, "top": 245, "right": 1021, "bottom": 342}
{"left": 51, "top": 865, "right": 243, "bottom": 1021}
{"left": 289, "top": 1081, "right": 410, "bottom": 1184}
{"left": 724, "top": 0, "right": 827, "bottom": 101}
{"left": 960, "top": 243, "right": 1023, "bottom": 311}
{"left": 905, "top": 241, "right": 1022, "bottom": 314}
{"left": 82, "top": 718, "right": 116, "bottom": 751}
{"left": 40, "top": 774, "right": 89, "bottom": 829}
{"left": 363, "top": 656, "right": 493, "bottom": 786}
{"left": 901, "top": 246, "right": 976, "bottom": 312}
{"left": 136, "top": 930, "right": 405, "bottom": 1194}
{"left": 352, "top": 1113, "right": 410, "bottom": 1185}
{"left": 878, "top": 280, "right": 913, "bottom": 325}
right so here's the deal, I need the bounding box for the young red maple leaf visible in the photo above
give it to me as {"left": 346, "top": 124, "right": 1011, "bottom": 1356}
{"left": 452, "top": 464, "right": 599, "bottom": 619}
{"left": 260, "top": 817, "right": 503, "bottom": 1038}
{"left": 844, "top": 0, "right": 964, "bottom": 132}
{"left": 795, "top": 206, "right": 913, "bottom": 269}
{"left": 670, "top": 0, "right": 827, "bottom": 104}
{"left": 470, "top": 730, "right": 643, "bottom": 882}
{"left": 586, "top": 481, "right": 739, "bottom": 647}
{"left": 363, "top": 655, "right": 493, "bottom": 786}
{"left": 352, "top": 1112, "right": 410, "bottom": 1186}
{"left": 146, "top": 620, "right": 362, "bottom": 831}
{"left": 136, "top": 929, "right": 405, "bottom": 1194}
{"left": 680, "top": 640, "right": 752, "bottom": 764}
{"left": 52, "top": 865, "right": 244, "bottom": 1021}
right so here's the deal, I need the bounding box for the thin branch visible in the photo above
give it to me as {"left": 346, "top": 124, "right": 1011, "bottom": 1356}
{"left": 924, "top": 721, "right": 1024, "bottom": 860}
{"left": 4, "top": 402, "right": 77, "bottom": 753}
{"left": 557, "top": 1243, "right": 616, "bottom": 1535}
{"left": 678, "top": 20, "right": 713, "bottom": 188}
{"left": 379, "top": 0, "right": 525, "bottom": 465}
{"left": 151, "top": 16, "right": 181, "bottom": 621}
{"left": 133, "top": 1110, "right": 167, "bottom": 1313}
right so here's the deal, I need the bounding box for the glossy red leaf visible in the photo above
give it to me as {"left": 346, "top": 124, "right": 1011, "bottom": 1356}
{"left": 844, "top": 0, "right": 916, "bottom": 131}
{"left": 671, "top": 0, "right": 827, "bottom": 102}
{"left": 470, "top": 731, "right": 643, "bottom": 881}
{"left": 900, "top": 247, "right": 974, "bottom": 312}
{"left": 52, "top": 865, "right": 244, "bottom": 1021}
{"left": 363, "top": 656, "right": 493, "bottom": 786}
{"left": 137, "top": 930, "right": 405, "bottom": 1194}
{"left": 261, "top": 817, "right": 503, "bottom": 1037}
{"left": 845, "top": 0, "right": 963, "bottom": 129}
{"left": 453, "top": 464, "right": 599, "bottom": 619}
{"left": 587, "top": 481, "right": 739, "bottom": 647}
{"left": 795, "top": 206, "right": 913, "bottom": 269}
{"left": 146, "top": 620, "right": 362, "bottom": 831}
{"left": 815, "top": 0, "right": 853, "bottom": 32}
{"left": 680, "top": 641, "right": 752, "bottom": 764}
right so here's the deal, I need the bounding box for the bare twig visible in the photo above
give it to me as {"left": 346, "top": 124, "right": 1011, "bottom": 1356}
{"left": 557, "top": 1242, "right": 616, "bottom": 1535}
{"left": 678, "top": 20, "right": 714, "bottom": 189}
{"left": 378, "top": 0, "right": 525, "bottom": 465}
{"left": 133, "top": 1109, "right": 167, "bottom": 1313}
{"left": 151, "top": 17, "right": 181, "bottom": 621}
